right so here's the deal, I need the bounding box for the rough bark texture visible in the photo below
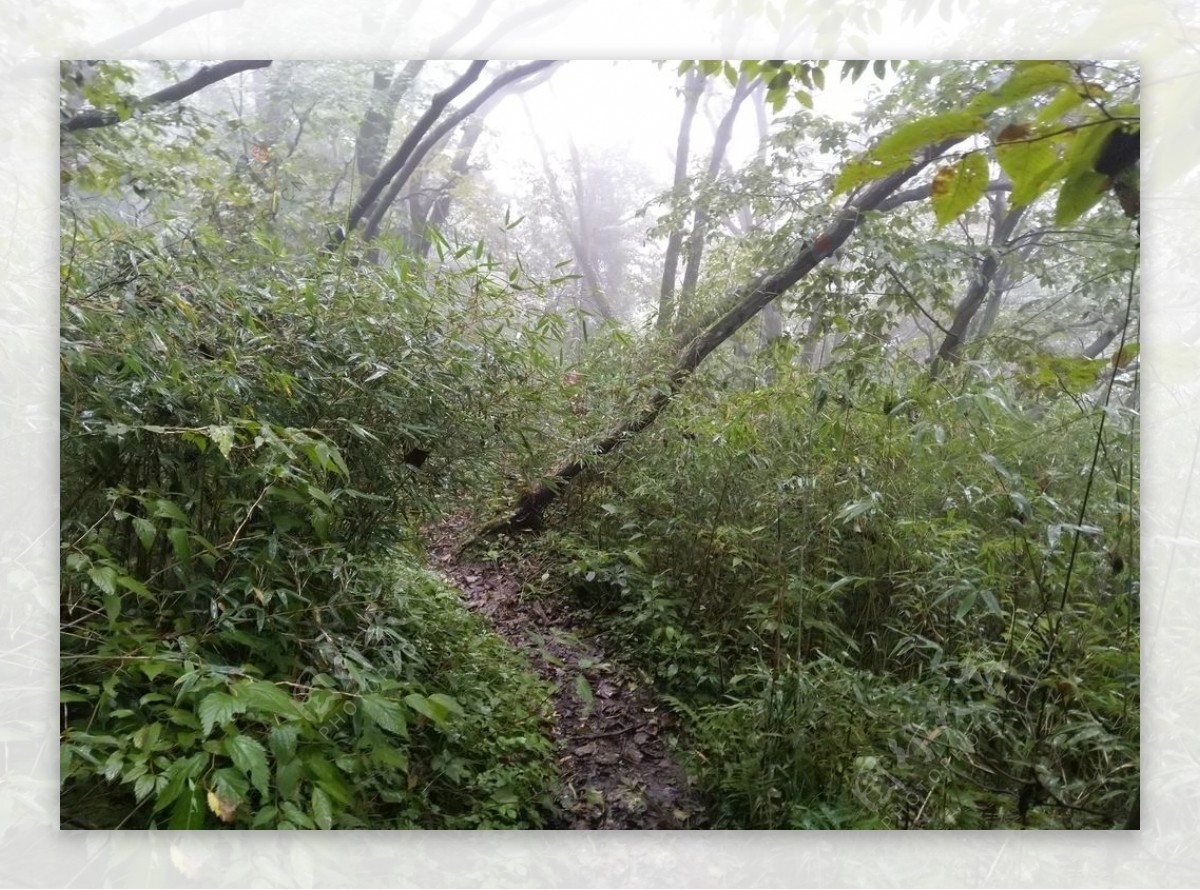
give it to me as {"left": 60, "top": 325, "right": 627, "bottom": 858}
{"left": 63, "top": 60, "right": 271, "bottom": 132}
{"left": 931, "top": 198, "right": 1026, "bottom": 376}
{"left": 474, "top": 139, "right": 966, "bottom": 538}
{"left": 355, "top": 61, "right": 425, "bottom": 194}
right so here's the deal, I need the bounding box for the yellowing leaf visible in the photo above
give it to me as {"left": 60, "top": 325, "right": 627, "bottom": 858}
{"left": 206, "top": 789, "right": 238, "bottom": 822}
{"left": 930, "top": 153, "right": 989, "bottom": 226}
{"left": 995, "top": 124, "right": 1061, "bottom": 206}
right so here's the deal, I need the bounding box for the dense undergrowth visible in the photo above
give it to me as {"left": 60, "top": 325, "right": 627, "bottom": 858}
{"left": 533, "top": 346, "right": 1139, "bottom": 829}
{"left": 60, "top": 222, "right": 566, "bottom": 829}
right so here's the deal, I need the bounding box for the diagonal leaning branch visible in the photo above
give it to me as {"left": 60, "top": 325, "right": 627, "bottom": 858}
{"left": 63, "top": 60, "right": 272, "bottom": 132}
{"left": 472, "top": 136, "right": 969, "bottom": 540}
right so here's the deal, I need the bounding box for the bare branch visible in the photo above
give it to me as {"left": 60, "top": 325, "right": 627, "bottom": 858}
{"left": 361, "top": 60, "right": 561, "bottom": 241}
{"left": 63, "top": 59, "right": 271, "bottom": 132}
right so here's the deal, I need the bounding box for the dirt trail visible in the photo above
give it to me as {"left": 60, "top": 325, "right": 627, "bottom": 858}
{"left": 427, "top": 516, "right": 705, "bottom": 829}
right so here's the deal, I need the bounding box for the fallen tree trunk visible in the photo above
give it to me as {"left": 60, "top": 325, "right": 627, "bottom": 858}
{"left": 474, "top": 137, "right": 967, "bottom": 539}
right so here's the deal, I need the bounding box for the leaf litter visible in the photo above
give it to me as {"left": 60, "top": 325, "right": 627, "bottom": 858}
{"left": 427, "top": 514, "right": 705, "bottom": 829}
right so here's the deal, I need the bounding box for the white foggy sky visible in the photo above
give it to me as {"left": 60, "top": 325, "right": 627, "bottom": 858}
{"left": 479, "top": 59, "right": 887, "bottom": 198}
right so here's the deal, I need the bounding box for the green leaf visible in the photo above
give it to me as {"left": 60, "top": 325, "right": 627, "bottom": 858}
{"left": 832, "top": 154, "right": 913, "bottom": 196}
{"left": 167, "top": 527, "right": 191, "bottom": 565}
{"left": 115, "top": 573, "right": 151, "bottom": 598}
{"left": 966, "top": 62, "right": 1074, "bottom": 115}
{"left": 870, "top": 110, "right": 987, "bottom": 164}
{"left": 404, "top": 692, "right": 452, "bottom": 728}
{"left": 1055, "top": 169, "right": 1109, "bottom": 225}
{"left": 276, "top": 757, "right": 303, "bottom": 801}
{"left": 225, "top": 734, "right": 270, "bottom": 795}
{"left": 995, "top": 123, "right": 1061, "bottom": 206}
{"left": 268, "top": 724, "right": 299, "bottom": 761}
{"left": 427, "top": 693, "right": 464, "bottom": 718}
{"left": 363, "top": 694, "right": 409, "bottom": 736}
{"left": 88, "top": 564, "right": 117, "bottom": 596}
{"left": 234, "top": 679, "right": 305, "bottom": 720}
{"left": 134, "top": 772, "right": 160, "bottom": 802}
{"left": 207, "top": 425, "right": 235, "bottom": 459}
{"left": 929, "top": 152, "right": 989, "bottom": 225}
{"left": 197, "top": 691, "right": 245, "bottom": 737}
{"left": 574, "top": 674, "right": 595, "bottom": 717}
{"left": 132, "top": 516, "right": 156, "bottom": 551}
{"left": 311, "top": 786, "right": 334, "bottom": 830}
{"left": 152, "top": 498, "right": 189, "bottom": 523}
{"left": 954, "top": 587, "right": 978, "bottom": 620}
{"left": 167, "top": 781, "right": 206, "bottom": 829}
{"left": 155, "top": 754, "right": 205, "bottom": 812}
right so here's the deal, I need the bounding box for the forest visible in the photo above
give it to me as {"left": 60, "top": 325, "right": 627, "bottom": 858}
{"left": 59, "top": 58, "right": 1140, "bottom": 831}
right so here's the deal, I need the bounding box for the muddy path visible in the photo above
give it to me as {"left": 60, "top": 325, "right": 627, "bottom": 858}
{"left": 427, "top": 517, "right": 706, "bottom": 830}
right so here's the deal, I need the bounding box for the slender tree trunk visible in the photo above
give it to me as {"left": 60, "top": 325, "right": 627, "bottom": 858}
{"left": 657, "top": 68, "right": 705, "bottom": 333}
{"left": 355, "top": 61, "right": 425, "bottom": 195}
{"left": 674, "top": 74, "right": 756, "bottom": 334}
{"left": 930, "top": 197, "right": 1026, "bottom": 377}
{"left": 358, "top": 60, "right": 559, "bottom": 243}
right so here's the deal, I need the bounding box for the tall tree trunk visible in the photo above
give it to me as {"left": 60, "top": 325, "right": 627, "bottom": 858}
{"left": 475, "top": 138, "right": 967, "bottom": 537}
{"left": 657, "top": 68, "right": 705, "bottom": 333}
{"left": 674, "top": 74, "right": 756, "bottom": 334}
{"left": 930, "top": 196, "right": 1026, "bottom": 377}
{"left": 355, "top": 61, "right": 425, "bottom": 196}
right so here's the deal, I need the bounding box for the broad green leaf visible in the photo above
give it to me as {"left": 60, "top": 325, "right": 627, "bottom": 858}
{"left": 132, "top": 516, "right": 156, "bottom": 551}
{"left": 167, "top": 527, "right": 191, "bottom": 565}
{"left": 311, "top": 786, "right": 334, "bottom": 830}
{"left": 168, "top": 781, "right": 206, "bottom": 829}
{"left": 831, "top": 154, "right": 913, "bottom": 196}
{"left": 995, "top": 123, "right": 1062, "bottom": 206}
{"left": 234, "top": 679, "right": 305, "bottom": 720}
{"left": 115, "top": 573, "right": 151, "bottom": 598}
{"left": 268, "top": 723, "right": 299, "bottom": 761}
{"left": 225, "top": 734, "right": 270, "bottom": 795}
{"left": 427, "top": 693, "right": 464, "bottom": 717}
{"left": 1036, "top": 85, "right": 1087, "bottom": 124}
{"left": 869, "top": 110, "right": 987, "bottom": 164}
{"left": 929, "top": 153, "right": 989, "bottom": 225}
{"left": 363, "top": 694, "right": 409, "bottom": 736}
{"left": 198, "top": 691, "right": 245, "bottom": 737}
{"left": 1060, "top": 119, "right": 1122, "bottom": 178}
{"left": 133, "top": 772, "right": 160, "bottom": 803}
{"left": 88, "top": 564, "right": 117, "bottom": 596}
{"left": 152, "top": 498, "right": 189, "bottom": 523}
{"left": 966, "top": 61, "right": 1074, "bottom": 114}
{"left": 404, "top": 692, "right": 452, "bottom": 728}
{"left": 1055, "top": 169, "right": 1109, "bottom": 225}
